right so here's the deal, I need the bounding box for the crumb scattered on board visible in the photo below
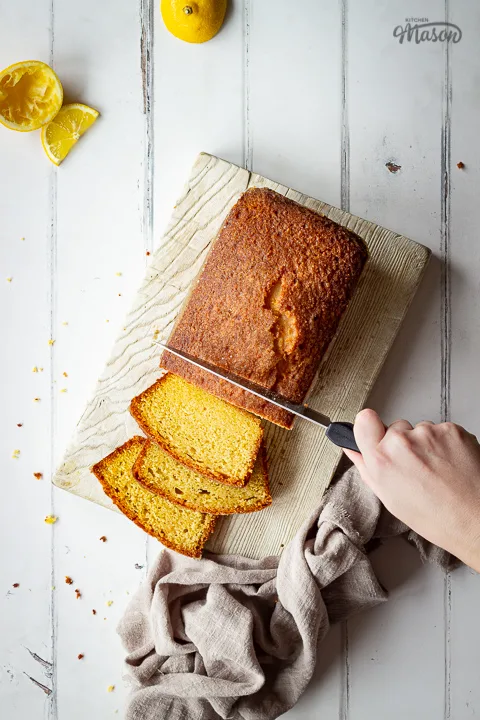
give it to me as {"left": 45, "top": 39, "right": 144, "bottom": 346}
{"left": 107, "top": 686, "right": 115, "bottom": 693}
{"left": 99, "top": 536, "right": 107, "bottom": 542}
{"left": 63, "top": 372, "right": 68, "bottom": 377}
{"left": 33, "top": 472, "right": 43, "bottom": 480}
{"left": 34, "top": 397, "right": 40, "bottom": 402}
{"left": 106, "top": 600, "right": 113, "bottom": 607}
{"left": 92, "top": 609, "right": 97, "bottom": 615}
{"left": 75, "top": 589, "right": 81, "bottom": 599}
{"left": 17, "top": 423, "right": 23, "bottom": 427}
{"left": 65, "top": 576, "right": 73, "bottom": 585}
{"left": 62, "top": 321, "right": 68, "bottom": 326}
{"left": 32, "top": 366, "right": 38, "bottom": 373}
{"left": 48, "top": 339, "right": 55, "bottom": 346}
{"left": 12, "top": 449, "right": 20, "bottom": 459}
{"left": 115, "top": 272, "right": 122, "bottom": 277}
{"left": 44, "top": 515, "right": 57, "bottom": 524}
{"left": 13, "top": 583, "right": 19, "bottom": 588}
{"left": 60, "top": 388, "right": 67, "bottom": 393}
{"left": 77, "top": 654, "right": 84, "bottom": 660}
{"left": 457, "top": 161, "right": 465, "bottom": 169}
{"left": 6, "top": 277, "right": 13, "bottom": 282}
{"left": 146, "top": 251, "right": 150, "bottom": 256}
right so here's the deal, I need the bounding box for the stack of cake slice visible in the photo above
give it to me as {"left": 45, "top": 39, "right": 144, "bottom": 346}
{"left": 92, "top": 374, "right": 271, "bottom": 558}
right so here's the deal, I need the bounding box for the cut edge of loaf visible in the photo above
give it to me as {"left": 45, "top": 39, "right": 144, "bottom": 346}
{"left": 129, "top": 375, "right": 263, "bottom": 487}
{"left": 91, "top": 436, "right": 217, "bottom": 558}
{"left": 132, "top": 440, "right": 272, "bottom": 515}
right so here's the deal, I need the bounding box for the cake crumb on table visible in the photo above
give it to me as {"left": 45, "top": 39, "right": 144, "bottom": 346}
{"left": 48, "top": 339, "right": 55, "bottom": 346}
{"left": 12, "top": 449, "right": 20, "bottom": 459}
{"left": 457, "top": 161, "right": 465, "bottom": 169}
{"left": 12, "top": 583, "right": 19, "bottom": 588}
{"left": 107, "top": 685, "right": 115, "bottom": 693}
{"left": 60, "top": 388, "right": 67, "bottom": 393}
{"left": 63, "top": 371, "right": 68, "bottom": 377}
{"left": 99, "top": 535, "right": 107, "bottom": 542}
{"left": 6, "top": 277, "right": 12, "bottom": 282}
{"left": 65, "top": 576, "right": 73, "bottom": 585}
{"left": 77, "top": 654, "right": 84, "bottom": 660}
{"left": 44, "top": 515, "right": 58, "bottom": 524}
{"left": 17, "top": 423, "right": 23, "bottom": 427}
{"left": 92, "top": 609, "right": 97, "bottom": 615}
{"left": 75, "top": 589, "right": 81, "bottom": 599}
{"left": 34, "top": 397, "right": 41, "bottom": 402}
{"left": 32, "top": 366, "right": 38, "bottom": 373}
{"left": 106, "top": 600, "right": 113, "bottom": 607}
{"left": 33, "top": 472, "right": 43, "bottom": 480}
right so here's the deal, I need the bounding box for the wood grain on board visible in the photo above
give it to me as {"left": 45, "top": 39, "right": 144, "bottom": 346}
{"left": 52, "top": 152, "right": 429, "bottom": 558}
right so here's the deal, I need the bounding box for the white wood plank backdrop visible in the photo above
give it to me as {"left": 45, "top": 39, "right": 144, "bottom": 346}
{"left": 0, "top": 1, "right": 479, "bottom": 718}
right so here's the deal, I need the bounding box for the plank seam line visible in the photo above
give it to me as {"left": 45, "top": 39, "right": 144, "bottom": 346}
{"left": 48, "top": 0, "right": 58, "bottom": 715}
{"left": 340, "top": 621, "right": 350, "bottom": 720}
{"left": 243, "top": 0, "right": 252, "bottom": 171}
{"left": 441, "top": 0, "right": 452, "bottom": 718}
{"left": 340, "top": 0, "right": 350, "bottom": 214}
{"left": 141, "top": 0, "right": 155, "bottom": 254}
{"left": 340, "top": 1, "right": 350, "bottom": 716}
{"left": 140, "top": 0, "right": 155, "bottom": 571}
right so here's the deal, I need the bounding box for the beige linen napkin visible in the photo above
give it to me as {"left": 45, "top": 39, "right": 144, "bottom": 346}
{"left": 118, "top": 466, "right": 455, "bottom": 720}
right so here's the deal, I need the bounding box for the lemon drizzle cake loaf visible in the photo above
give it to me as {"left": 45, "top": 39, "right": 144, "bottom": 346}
{"left": 160, "top": 187, "right": 368, "bottom": 428}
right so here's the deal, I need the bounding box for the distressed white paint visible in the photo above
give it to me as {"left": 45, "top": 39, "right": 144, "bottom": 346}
{"left": 1, "top": 1, "right": 479, "bottom": 719}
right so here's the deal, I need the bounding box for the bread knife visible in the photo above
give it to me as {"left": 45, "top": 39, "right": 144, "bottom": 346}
{"left": 153, "top": 341, "right": 360, "bottom": 453}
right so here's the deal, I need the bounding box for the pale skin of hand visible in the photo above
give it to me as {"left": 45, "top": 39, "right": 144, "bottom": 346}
{"left": 344, "top": 409, "right": 480, "bottom": 572}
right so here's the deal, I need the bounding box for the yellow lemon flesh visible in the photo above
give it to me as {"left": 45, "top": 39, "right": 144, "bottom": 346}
{"left": 0, "top": 60, "right": 63, "bottom": 132}
{"left": 161, "top": 0, "right": 227, "bottom": 44}
{"left": 41, "top": 103, "right": 99, "bottom": 166}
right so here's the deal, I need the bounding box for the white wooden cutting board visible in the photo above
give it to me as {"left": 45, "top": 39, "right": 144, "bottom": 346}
{"left": 53, "top": 152, "right": 429, "bottom": 558}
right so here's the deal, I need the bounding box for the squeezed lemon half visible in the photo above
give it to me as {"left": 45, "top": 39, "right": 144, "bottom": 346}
{"left": 0, "top": 60, "right": 63, "bottom": 132}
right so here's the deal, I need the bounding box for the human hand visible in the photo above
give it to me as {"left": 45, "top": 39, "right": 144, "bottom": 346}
{"left": 344, "top": 409, "right": 480, "bottom": 571}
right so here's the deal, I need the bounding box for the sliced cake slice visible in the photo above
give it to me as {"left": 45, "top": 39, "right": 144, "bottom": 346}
{"left": 91, "top": 436, "right": 216, "bottom": 558}
{"left": 133, "top": 439, "right": 271, "bottom": 515}
{"left": 130, "top": 374, "right": 263, "bottom": 487}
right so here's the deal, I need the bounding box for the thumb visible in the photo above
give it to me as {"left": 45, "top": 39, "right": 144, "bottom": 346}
{"left": 354, "top": 408, "right": 386, "bottom": 458}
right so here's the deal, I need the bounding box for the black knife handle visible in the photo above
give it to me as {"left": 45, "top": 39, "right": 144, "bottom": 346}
{"left": 326, "top": 422, "right": 360, "bottom": 453}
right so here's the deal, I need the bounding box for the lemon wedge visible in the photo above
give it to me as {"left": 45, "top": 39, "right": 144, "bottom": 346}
{"left": 41, "top": 103, "right": 99, "bottom": 165}
{"left": 0, "top": 60, "right": 63, "bottom": 132}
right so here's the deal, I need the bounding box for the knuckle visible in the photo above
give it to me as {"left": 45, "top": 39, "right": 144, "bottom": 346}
{"left": 389, "top": 428, "right": 411, "bottom": 445}
{"left": 415, "top": 423, "right": 434, "bottom": 437}
{"left": 443, "top": 421, "right": 463, "bottom": 438}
